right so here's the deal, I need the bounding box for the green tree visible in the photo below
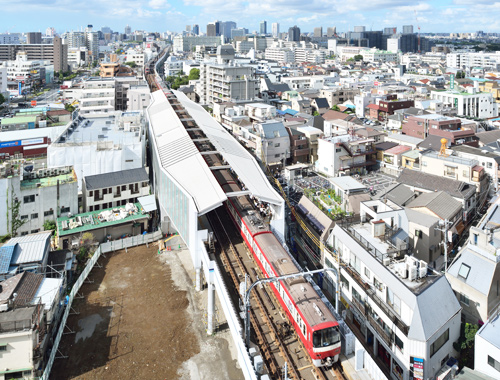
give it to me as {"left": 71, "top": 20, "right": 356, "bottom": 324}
{"left": 0, "top": 93, "right": 5, "bottom": 106}
{"left": 354, "top": 54, "right": 363, "bottom": 61}
{"left": 188, "top": 68, "right": 200, "bottom": 80}
{"left": 125, "top": 61, "right": 137, "bottom": 68}
{"left": 461, "top": 323, "right": 479, "bottom": 350}
{"left": 313, "top": 111, "right": 320, "bottom": 116}
{"left": 43, "top": 220, "right": 57, "bottom": 233}
{"left": 331, "top": 105, "right": 340, "bottom": 111}
{"left": 64, "top": 103, "right": 75, "bottom": 113}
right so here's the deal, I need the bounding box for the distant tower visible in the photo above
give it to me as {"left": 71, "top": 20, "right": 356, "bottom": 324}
{"left": 260, "top": 21, "right": 267, "bottom": 35}
{"left": 192, "top": 24, "right": 199, "bottom": 36}
{"left": 314, "top": 27, "right": 323, "bottom": 37}
{"left": 125, "top": 25, "right": 131, "bottom": 35}
{"left": 272, "top": 22, "right": 279, "bottom": 38}
{"left": 327, "top": 27, "right": 337, "bottom": 38}
{"left": 403, "top": 25, "right": 414, "bottom": 34}
{"left": 288, "top": 25, "right": 300, "bottom": 42}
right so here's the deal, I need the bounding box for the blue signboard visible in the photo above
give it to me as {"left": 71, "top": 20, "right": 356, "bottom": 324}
{"left": 18, "top": 82, "right": 22, "bottom": 96}
{"left": 0, "top": 140, "right": 21, "bottom": 149}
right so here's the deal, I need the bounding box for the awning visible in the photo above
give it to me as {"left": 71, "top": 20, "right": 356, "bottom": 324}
{"left": 138, "top": 195, "right": 157, "bottom": 212}
{"left": 455, "top": 221, "right": 465, "bottom": 235}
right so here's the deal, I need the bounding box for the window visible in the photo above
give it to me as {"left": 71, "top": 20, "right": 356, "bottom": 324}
{"left": 89, "top": 206, "right": 93, "bottom": 212}
{"left": 44, "top": 210, "right": 54, "bottom": 217}
{"left": 89, "top": 191, "right": 93, "bottom": 197}
{"left": 488, "top": 162, "right": 493, "bottom": 169}
{"left": 445, "top": 166, "right": 456, "bottom": 177}
{"left": 463, "top": 170, "right": 468, "bottom": 177}
{"left": 275, "top": 143, "right": 280, "bottom": 147}
{"left": 373, "top": 277, "right": 383, "bottom": 292}
{"left": 20, "top": 215, "right": 28, "bottom": 220}
{"left": 0, "top": 344, "right": 7, "bottom": 351}
{"left": 422, "top": 161, "right": 427, "bottom": 166}
{"left": 488, "top": 356, "right": 500, "bottom": 372}
{"left": 275, "top": 154, "right": 280, "bottom": 158}
{"left": 103, "top": 188, "right": 107, "bottom": 195}
{"left": 459, "top": 293, "right": 470, "bottom": 306}
{"left": 31, "top": 213, "right": 38, "bottom": 219}
{"left": 458, "top": 263, "right": 471, "bottom": 279}
{"left": 21, "top": 231, "right": 29, "bottom": 236}
{"left": 31, "top": 229, "right": 40, "bottom": 233}
{"left": 335, "top": 148, "right": 341, "bottom": 153}
{"left": 364, "top": 267, "right": 371, "bottom": 279}
{"left": 387, "top": 287, "right": 401, "bottom": 316}
{"left": 122, "top": 185, "right": 126, "bottom": 191}
{"left": 340, "top": 273, "right": 350, "bottom": 292}
{"left": 61, "top": 207, "right": 70, "bottom": 214}
{"left": 142, "top": 182, "right": 148, "bottom": 187}
{"left": 395, "top": 334, "right": 404, "bottom": 353}
{"left": 24, "top": 195, "right": 35, "bottom": 203}
{"left": 430, "top": 329, "right": 449, "bottom": 357}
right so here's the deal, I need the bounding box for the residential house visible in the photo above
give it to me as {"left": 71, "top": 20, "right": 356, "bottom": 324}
{"left": 475, "top": 313, "right": 500, "bottom": 379}
{"left": 446, "top": 198, "right": 500, "bottom": 324}
{"left": 82, "top": 168, "right": 150, "bottom": 212}
{"left": 311, "top": 97, "right": 329, "bottom": 115}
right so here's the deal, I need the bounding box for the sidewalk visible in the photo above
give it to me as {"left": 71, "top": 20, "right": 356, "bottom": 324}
{"left": 341, "top": 353, "right": 373, "bottom": 380}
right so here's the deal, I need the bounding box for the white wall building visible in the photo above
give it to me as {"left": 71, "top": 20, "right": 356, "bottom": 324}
{"left": 431, "top": 89, "right": 498, "bottom": 119}
{"left": 475, "top": 313, "right": 500, "bottom": 379}
{"left": 0, "top": 165, "right": 78, "bottom": 237}
{"left": 47, "top": 112, "right": 146, "bottom": 190}
{"left": 324, "top": 200, "right": 461, "bottom": 380}
{"left": 164, "top": 55, "right": 184, "bottom": 77}
{"left": 446, "top": 52, "right": 500, "bottom": 70}
{"left": 0, "top": 67, "right": 6, "bottom": 94}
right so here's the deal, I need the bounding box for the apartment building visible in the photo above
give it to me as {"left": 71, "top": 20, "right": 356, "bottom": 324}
{"left": 127, "top": 85, "right": 151, "bottom": 111}
{"left": 321, "top": 87, "right": 357, "bottom": 109}
{"left": 0, "top": 67, "right": 6, "bottom": 94}
{"left": 402, "top": 114, "right": 478, "bottom": 146}
{"left": 172, "top": 35, "right": 224, "bottom": 53}
{"left": 82, "top": 168, "right": 150, "bottom": 212}
{"left": 249, "top": 121, "right": 290, "bottom": 166}
{"left": 431, "top": 89, "right": 498, "bottom": 119}
{"left": 264, "top": 47, "right": 295, "bottom": 63}
{"left": 78, "top": 77, "right": 116, "bottom": 115}
{"left": 324, "top": 200, "right": 461, "bottom": 380}
{"left": 164, "top": 55, "right": 183, "bottom": 77}
{"left": 316, "top": 134, "right": 376, "bottom": 177}
{"left": 360, "top": 49, "right": 398, "bottom": 63}
{"left": 0, "top": 36, "right": 67, "bottom": 72}
{"left": 475, "top": 313, "right": 500, "bottom": 379}
{"left": 446, "top": 52, "right": 500, "bottom": 70}
{"left": 0, "top": 164, "right": 78, "bottom": 237}
{"left": 197, "top": 63, "right": 258, "bottom": 105}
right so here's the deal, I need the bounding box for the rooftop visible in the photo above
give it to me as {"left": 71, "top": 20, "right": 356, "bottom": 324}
{"left": 329, "top": 176, "right": 367, "bottom": 191}
{"left": 477, "top": 313, "right": 500, "bottom": 350}
{"left": 57, "top": 202, "right": 148, "bottom": 237}
{"left": 20, "top": 166, "right": 76, "bottom": 190}
{"left": 385, "top": 145, "right": 411, "bottom": 155}
{"left": 52, "top": 112, "right": 144, "bottom": 146}
{"left": 421, "top": 150, "right": 478, "bottom": 167}
{"left": 0, "top": 115, "right": 38, "bottom": 126}
{"left": 385, "top": 134, "right": 423, "bottom": 145}
{"left": 412, "top": 114, "right": 458, "bottom": 122}
{"left": 84, "top": 167, "right": 149, "bottom": 190}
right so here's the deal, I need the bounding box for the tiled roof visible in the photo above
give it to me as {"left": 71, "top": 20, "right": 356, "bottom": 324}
{"left": 84, "top": 168, "right": 149, "bottom": 190}
{"left": 407, "top": 191, "right": 462, "bottom": 220}
{"left": 397, "top": 169, "right": 476, "bottom": 200}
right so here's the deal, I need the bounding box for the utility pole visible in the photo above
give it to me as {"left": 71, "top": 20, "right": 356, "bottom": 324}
{"left": 435, "top": 219, "right": 452, "bottom": 272}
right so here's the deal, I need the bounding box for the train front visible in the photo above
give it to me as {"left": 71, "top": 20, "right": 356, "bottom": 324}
{"left": 310, "top": 322, "right": 341, "bottom": 367}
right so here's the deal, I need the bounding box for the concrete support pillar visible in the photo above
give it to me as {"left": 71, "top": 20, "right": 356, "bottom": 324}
{"left": 207, "top": 282, "right": 215, "bottom": 335}
{"left": 195, "top": 267, "right": 201, "bottom": 291}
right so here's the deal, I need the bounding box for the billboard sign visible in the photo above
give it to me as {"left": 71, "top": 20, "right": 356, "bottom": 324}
{"left": 0, "top": 140, "right": 21, "bottom": 148}
{"left": 409, "top": 356, "right": 424, "bottom": 380}
{"left": 31, "top": 100, "right": 37, "bottom": 107}
{"left": 450, "top": 74, "right": 455, "bottom": 89}
{"left": 22, "top": 138, "right": 44, "bottom": 146}
{"left": 18, "top": 82, "right": 22, "bottom": 96}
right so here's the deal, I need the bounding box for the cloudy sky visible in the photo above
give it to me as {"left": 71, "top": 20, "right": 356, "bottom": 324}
{"left": 0, "top": 0, "right": 498, "bottom": 35}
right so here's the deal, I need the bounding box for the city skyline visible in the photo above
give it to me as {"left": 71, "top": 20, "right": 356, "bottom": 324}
{"left": 1, "top": 0, "right": 500, "bottom": 35}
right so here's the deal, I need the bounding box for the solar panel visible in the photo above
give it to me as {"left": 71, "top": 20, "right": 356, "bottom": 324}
{"left": 0, "top": 245, "right": 16, "bottom": 275}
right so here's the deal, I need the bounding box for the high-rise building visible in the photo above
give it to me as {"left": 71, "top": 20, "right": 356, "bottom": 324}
{"left": 207, "top": 23, "right": 216, "bottom": 37}
{"left": 260, "top": 21, "right": 267, "bottom": 35}
{"left": 384, "top": 27, "right": 397, "bottom": 35}
{"left": 85, "top": 25, "right": 99, "bottom": 61}
{"left": 272, "top": 23, "right": 279, "bottom": 37}
{"left": 288, "top": 25, "right": 300, "bottom": 42}
{"left": 101, "top": 26, "right": 112, "bottom": 34}
{"left": 403, "top": 25, "right": 414, "bottom": 34}
{"left": 125, "top": 25, "right": 132, "bottom": 35}
{"left": 327, "top": 27, "right": 337, "bottom": 38}
{"left": 353, "top": 26, "right": 366, "bottom": 33}
{"left": 221, "top": 21, "right": 237, "bottom": 41}
{"left": 26, "top": 32, "right": 42, "bottom": 44}
{"left": 192, "top": 24, "right": 199, "bottom": 35}
{"left": 186, "top": 25, "right": 191, "bottom": 33}
{"left": 313, "top": 27, "right": 323, "bottom": 37}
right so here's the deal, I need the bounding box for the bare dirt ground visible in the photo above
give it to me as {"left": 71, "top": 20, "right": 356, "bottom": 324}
{"left": 51, "top": 244, "right": 242, "bottom": 380}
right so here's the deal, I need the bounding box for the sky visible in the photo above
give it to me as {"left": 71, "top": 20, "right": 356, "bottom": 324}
{"left": 0, "top": 0, "right": 499, "bottom": 35}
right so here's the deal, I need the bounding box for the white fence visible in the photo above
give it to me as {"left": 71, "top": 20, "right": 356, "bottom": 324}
{"left": 40, "top": 230, "right": 163, "bottom": 380}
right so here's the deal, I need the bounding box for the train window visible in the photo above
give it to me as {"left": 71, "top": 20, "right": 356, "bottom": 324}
{"left": 302, "top": 323, "right": 306, "bottom": 337}
{"left": 313, "top": 327, "right": 341, "bottom": 348}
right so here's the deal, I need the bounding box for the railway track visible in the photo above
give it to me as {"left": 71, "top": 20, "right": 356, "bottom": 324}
{"left": 207, "top": 207, "right": 345, "bottom": 380}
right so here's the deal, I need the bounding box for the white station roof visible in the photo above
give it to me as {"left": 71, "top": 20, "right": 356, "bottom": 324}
{"left": 173, "top": 90, "right": 282, "bottom": 205}
{"left": 148, "top": 90, "right": 227, "bottom": 214}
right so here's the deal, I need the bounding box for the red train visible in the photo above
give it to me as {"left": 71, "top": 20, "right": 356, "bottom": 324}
{"left": 226, "top": 196, "right": 341, "bottom": 367}
{"left": 152, "top": 73, "right": 341, "bottom": 366}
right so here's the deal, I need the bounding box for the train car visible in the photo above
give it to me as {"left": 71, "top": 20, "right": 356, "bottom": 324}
{"left": 226, "top": 197, "right": 341, "bottom": 367}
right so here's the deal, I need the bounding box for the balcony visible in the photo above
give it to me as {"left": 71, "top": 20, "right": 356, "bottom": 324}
{"left": 351, "top": 296, "right": 366, "bottom": 316}
{"left": 368, "top": 314, "right": 393, "bottom": 347}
